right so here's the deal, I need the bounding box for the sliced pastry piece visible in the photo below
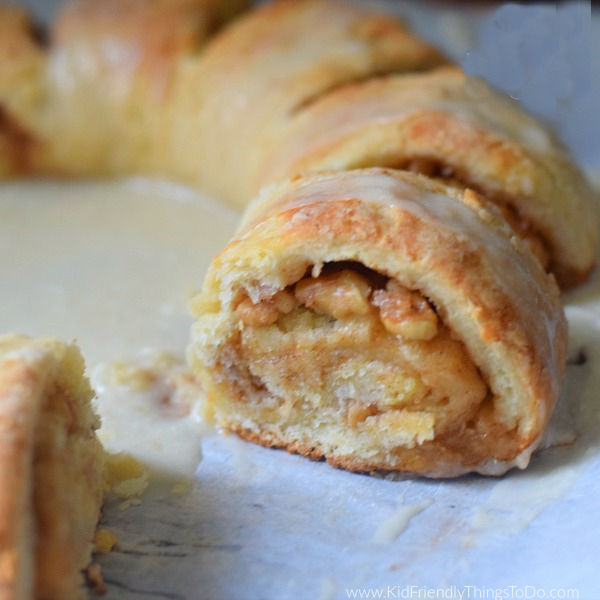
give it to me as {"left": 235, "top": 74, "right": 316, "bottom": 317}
{"left": 189, "top": 169, "right": 567, "bottom": 477}
{"left": 169, "top": 0, "right": 447, "bottom": 205}
{"left": 0, "top": 334, "right": 104, "bottom": 600}
{"left": 257, "top": 67, "right": 597, "bottom": 287}
{"left": 0, "top": 0, "right": 445, "bottom": 202}
{"left": 0, "top": 0, "right": 250, "bottom": 178}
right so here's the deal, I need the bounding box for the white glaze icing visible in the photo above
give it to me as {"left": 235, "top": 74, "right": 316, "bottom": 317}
{"left": 92, "top": 355, "right": 203, "bottom": 478}
{"left": 0, "top": 178, "right": 237, "bottom": 475}
{"left": 267, "top": 72, "right": 565, "bottom": 183}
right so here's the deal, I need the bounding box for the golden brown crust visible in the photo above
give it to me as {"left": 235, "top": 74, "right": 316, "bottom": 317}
{"left": 172, "top": 0, "right": 447, "bottom": 204}
{"left": 0, "top": 107, "right": 36, "bottom": 176}
{"left": 0, "top": 0, "right": 250, "bottom": 178}
{"left": 257, "top": 67, "right": 597, "bottom": 287}
{"left": 0, "top": 0, "right": 445, "bottom": 192}
{"left": 228, "top": 422, "right": 536, "bottom": 478}
{"left": 0, "top": 7, "right": 44, "bottom": 84}
{"left": 55, "top": 0, "right": 248, "bottom": 41}
{"left": 53, "top": 0, "right": 247, "bottom": 91}
{"left": 190, "top": 169, "right": 567, "bottom": 477}
{"left": 0, "top": 7, "right": 45, "bottom": 177}
{"left": 0, "top": 357, "right": 38, "bottom": 600}
{"left": 0, "top": 335, "right": 104, "bottom": 600}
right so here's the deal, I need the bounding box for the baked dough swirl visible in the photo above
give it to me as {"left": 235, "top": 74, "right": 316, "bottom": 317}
{"left": 189, "top": 169, "right": 567, "bottom": 476}
{"left": 0, "top": 335, "right": 104, "bottom": 600}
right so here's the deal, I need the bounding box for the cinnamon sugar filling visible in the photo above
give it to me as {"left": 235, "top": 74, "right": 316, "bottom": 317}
{"left": 213, "top": 262, "right": 521, "bottom": 463}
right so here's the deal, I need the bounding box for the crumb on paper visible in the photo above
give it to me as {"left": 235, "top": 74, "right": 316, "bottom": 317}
{"left": 373, "top": 499, "right": 433, "bottom": 544}
{"left": 170, "top": 479, "right": 193, "bottom": 495}
{"left": 118, "top": 497, "right": 143, "bottom": 510}
{"left": 162, "top": 368, "right": 203, "bottom": 417}
{"left": 104, "top": 361, "right": 157, "bottom": 391}
{"left": 101, "top": 352, "right": 203, "bottom": 418}
{"left": 97, "top": 429, "right": 116, "bottom": 444}
{"left": 104, "top": 452, "right": 149, "bottom": 500}
{"left": 86, "top": 563, "right": 106, "bottom": 595}
{"left": 94, "top": 528, "right": 118, "bottom": 554}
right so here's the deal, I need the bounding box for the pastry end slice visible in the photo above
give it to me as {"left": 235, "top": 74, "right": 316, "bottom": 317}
{"left": 0, "top": 334, "right": 104, "bottom": 600}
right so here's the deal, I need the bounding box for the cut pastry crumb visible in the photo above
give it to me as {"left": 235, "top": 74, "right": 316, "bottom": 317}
{"left": 163, "top": 369, "right": 203, "bottom": 418}
{"left": 170, "top": 479, "right": 193, "bottom": 495}
{"left": 94, "top": 529, "right": 118, "bottom": 554}
{"left": 103, "top": 452, "right": 149, "bottom": 500}
{"left": 86, "top": 563, "right": 106, "bottom": 595}
{"left": 118, "top": 498, "right": 142, "bottom": 510}
{"left": 103, "top": 361, "right": 157, "bottom": 392}
{"left": 101, "top": 352, "right": 200, "bottom": 418}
